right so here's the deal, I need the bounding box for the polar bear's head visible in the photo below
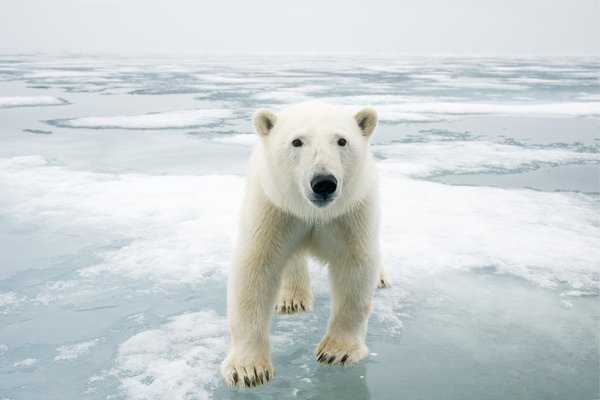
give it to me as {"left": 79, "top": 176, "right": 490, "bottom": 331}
{"left": 252, "top": 101, "right": 378, "bottom": 220}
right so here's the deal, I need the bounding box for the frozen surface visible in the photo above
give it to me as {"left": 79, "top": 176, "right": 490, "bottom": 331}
{"left": 0, "top": 54, "right": 598, "bottom": 400}
{"left": 49, "top": 108, "right": 234, "bottom": 130}
{"left": 0, "top": 96, "right": 68, "bottom": 108}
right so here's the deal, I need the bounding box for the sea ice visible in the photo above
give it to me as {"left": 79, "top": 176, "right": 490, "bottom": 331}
{"left": 48, "top": 108, "right": 234, "bottom": 130}
{"left": 0, "top": 54, "right": 598, "bottom": 400}
{"left": 0, "top": 96, "right": 68, "bottom": 108}
{"left": 374, "top": 139, "right": 599, "bottom": 177}
{"left": 0, "top": 155, "right": 596, "bottom": 292}
{"left": 111, "top": 311, "right": 227, "bottom": 400}
{"left": 54, "top": 339, "right": 102, "bottom": 362}
{"left": 13, "top": 358, "right": 38, "bottom": 368}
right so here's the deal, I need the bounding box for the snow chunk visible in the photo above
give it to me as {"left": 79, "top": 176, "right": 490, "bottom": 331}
{"left": 0, "top": 96, "right": 68, "bottom": 108}
{"left": 0, "top": 292, "right": 19, "bottom": 307}
{"left": 13, "top": 358, "right": 38, "bottom": 367}
{"left": 54, "top": 338, "right": 101, "bottom": 361}
{"left": 560, "top": 290, "right": 597, "bottom": 297}
{"left": 112, "top": 311, "right": 227, "bottom": 400}
{"left": 49, "top": 108, "right": 233, "bottom": 130}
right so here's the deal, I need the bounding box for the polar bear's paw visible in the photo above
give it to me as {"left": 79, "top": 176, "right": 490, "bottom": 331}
{"left": 314, "top": 336, "right": 368, "bottom": 366}
{"left": 378, "top": 271, "right": 392, "bottom": 288}
{"left": 275, "top": 288, "right": 313, "bottom": 314}
{"left": 221, "top": 355, "right": 274, "bottom": 388}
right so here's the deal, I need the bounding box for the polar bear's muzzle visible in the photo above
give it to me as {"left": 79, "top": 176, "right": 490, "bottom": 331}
{"left": 309, "top": 173, "right": 338, "bottom": 207}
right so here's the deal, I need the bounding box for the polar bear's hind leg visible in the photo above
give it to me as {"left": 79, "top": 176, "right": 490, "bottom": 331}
{"left": 276, "top": 251, "right": 313, "bottom": 313}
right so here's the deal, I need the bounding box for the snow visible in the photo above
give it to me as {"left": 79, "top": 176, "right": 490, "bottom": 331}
{"left": 0, "top": 292, "right": 18, "bottom": 307}
{"left": 0, "top": 156, "right": 240, "bottom": 285}
{"left": 54, "top": 339, "right": 102, "bottom": 361}
{"left": 13, "top": 358, "right": 38, "bottom": 367}
{"left": 378, "top": 174, "right": 599, "bottom": 290}
{"left": 111, "top": 311, "right": 228, "bottom": 400}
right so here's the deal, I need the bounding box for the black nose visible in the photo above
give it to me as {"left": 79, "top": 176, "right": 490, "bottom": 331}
{"left": 311, "top": 174, "right": 337, "bottom": 196}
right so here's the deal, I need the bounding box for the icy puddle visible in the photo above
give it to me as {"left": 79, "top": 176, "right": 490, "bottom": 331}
{"left": 0, "top": 54, "right": 598, "bottom": 400}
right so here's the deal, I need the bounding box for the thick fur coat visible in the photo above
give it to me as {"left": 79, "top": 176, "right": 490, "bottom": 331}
{"left": 221, "top": 101, "right": 389, "bottom": 388}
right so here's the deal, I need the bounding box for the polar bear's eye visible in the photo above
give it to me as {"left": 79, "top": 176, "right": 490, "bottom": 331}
{"left": 337, "top": 138, "right": 347, "bottom": 147}
{"left": 292, "top": 139, "right": 303, "bottom": 147}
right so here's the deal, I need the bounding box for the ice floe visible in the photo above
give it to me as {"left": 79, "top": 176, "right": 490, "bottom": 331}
{"left": 374, "top": 139, "right": 599, "bottom": 177}
{"left": 0, "top": 96, "right": 68, "bottom": 108}
{"left": 48, "top": 109, "right": 234, "bottom": 130}
{"left": 0, "top": 156, "right": 596, "bottom": 292}
{"left": 352, "top": 101, "right": 600, "bottom": 123}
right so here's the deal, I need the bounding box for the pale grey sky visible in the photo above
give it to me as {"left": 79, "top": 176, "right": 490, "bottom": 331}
{"left": 0, "top": 0, "right": 598, "bottom": 54}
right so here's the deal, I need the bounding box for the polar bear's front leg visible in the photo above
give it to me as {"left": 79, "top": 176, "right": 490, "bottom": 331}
{"left": 221, "top": 200, "right": 305, "bottom": 388}
{"left": 221, "top": 254, "right": 280, "bottom": 388}
{"left": 315, "top": 256, "right": 378, "bottom": 365}
{"left": 276, "top": 252, "right": 313, "bottom": 313}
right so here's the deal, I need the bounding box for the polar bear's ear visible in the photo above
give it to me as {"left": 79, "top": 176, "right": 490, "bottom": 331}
{"left": 354, "top": 107, "right": 377, "bottom": 137}
{"left": 253, "top": 108, "right": 277, "bottom": 136}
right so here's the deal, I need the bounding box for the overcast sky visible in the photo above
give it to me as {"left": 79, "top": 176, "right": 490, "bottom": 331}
{"left": 0, "top": 0, "right": 598, "bottom": 54}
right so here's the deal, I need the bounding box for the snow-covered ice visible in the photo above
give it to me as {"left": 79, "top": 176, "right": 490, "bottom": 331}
{"left": 0, "top": 96, "right": 68, "bottom": 108}
{"left": 0, "top": 54, "right": 598, "bottom": 400}
{"left": 375, "top": 137, "right": 599, "bottom": 178}
{"left": 111, "top": 311, "right": 227, "bottom": 400}
{"left": 54, "top": 339, "right": 102, "bottom": 362}
{"left": 49, "top": 108, "right": 234, "bottom": 130}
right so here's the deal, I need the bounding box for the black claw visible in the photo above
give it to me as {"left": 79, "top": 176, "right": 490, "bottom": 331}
{"left": 258, "top": 372, "right": 264, "bottom": 384}
{"left": 251, "top": 376, "right": 256, "bottom": 387}
{"left": 328, "top": 355, "right": 336, "bottom": 364}
{"left": 244, "top": 376, "right": 251, "bottom": 387}
{"left": 294, "top": 303, "right": 298, "bottom": 311}
{"left": 318, "top": 353, "right": 326, "bottom": 362}
{"left": 232, "top": 371, "right": 239, "bottom": 384}
{"left": 341, "top": 354, "right": 349, "bottom": 364}
{"left": 265, "top": 370, "right": 270, "bottom": 381}
{"left": 300, "top": 303, "right": 305, "bottom": 311}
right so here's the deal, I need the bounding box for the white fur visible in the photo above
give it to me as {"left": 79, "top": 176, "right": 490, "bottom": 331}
{"left": 221, "top": 101, "right": 390, "bottom": 388}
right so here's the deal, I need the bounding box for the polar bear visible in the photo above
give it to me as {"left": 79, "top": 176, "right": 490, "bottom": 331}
{"left": 221, "top": 101, "right": 390, "bottom": 388}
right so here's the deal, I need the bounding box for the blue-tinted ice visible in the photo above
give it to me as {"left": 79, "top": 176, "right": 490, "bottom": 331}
{"left": 0, "top": 54, "right": 598, "bottom": 400}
